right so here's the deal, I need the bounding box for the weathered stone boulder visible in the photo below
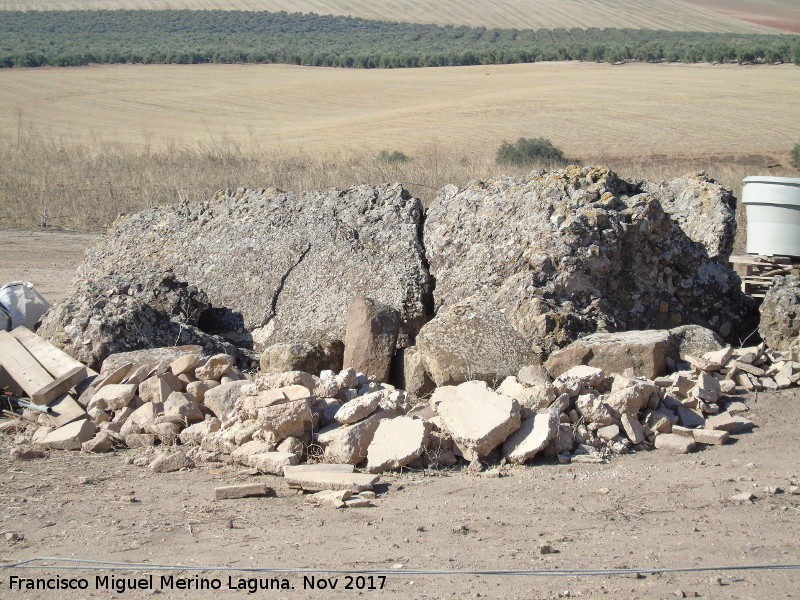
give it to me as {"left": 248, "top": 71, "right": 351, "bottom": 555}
{"left": 203, "top": 380, "right": 249, "bottom": 420}
{"left": 415, "top": 296, "right": 536, "bottom": 387}
{"left": 759, "top": 275, "right": 800, "bottom": 352}
{"left": 316, "top": 411, "right": 386, "bottom": 464}
{"left": 545, "top": 329, "right": 676, "bottom": 379}
{"left": 38, "top": 272, "right": 247, "bottom": 371}
{"left": 424, "top": 166, "right": 753, "bottom": 354}
{"left": 260, "top": 340, "right": 344, "bottom": 375}
{"left": 435, "top": 380, "right": 521, "bottom": 461}
{"left": 639, "top": 172, "right": 737, "bottom": 261}
{"left": 342, "top": 296, "right": 400, "bottom": 382}
{"left": 669, "top": 324, "right": 726, "bottom": 359}
{"left": 44, "top": 184, "right": 432, "bottom": 363}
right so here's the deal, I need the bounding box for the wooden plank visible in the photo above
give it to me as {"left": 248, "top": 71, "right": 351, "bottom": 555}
{"left": 10, "top": 326, "right": 93, "bottom": 378}
{"left": 46, "top": 393, "right": 87, "bottom": 428}
{"left": 0, "top": 330, "right": 54, "bottom": 400}
{"left": 30, "top": 365, "right": 88, "bottom": 406}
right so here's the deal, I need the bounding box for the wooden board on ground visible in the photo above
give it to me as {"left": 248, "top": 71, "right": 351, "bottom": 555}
{"left": 10, "top": 326, "right": 97, "bottom": 377}
{"left": 30, "top": 365, "right": 87, "bottom": 405}
{"left": 0, "top": 330, "right": 56, "bottom": 401}
{"left": 46, "top": 392, "right": 87, "bottom": 428}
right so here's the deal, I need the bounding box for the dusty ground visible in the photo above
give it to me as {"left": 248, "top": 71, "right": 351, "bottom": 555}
{"left": 0, "top": 231, "right": 799, "bottom": 599}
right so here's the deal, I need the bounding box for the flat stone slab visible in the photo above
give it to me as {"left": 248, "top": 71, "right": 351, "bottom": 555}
{"left": 283, "top": 464, "right": 354, "bottom": 476}
{"left": 283, "top": 471, "right": 379, "bottom": 493}
{"left": 215, "top": 483, "right": 275, "bottom": 500}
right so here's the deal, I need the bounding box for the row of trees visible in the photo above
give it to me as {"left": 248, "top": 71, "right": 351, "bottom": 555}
{"left": 1, "top": 10, "right": 798, "bottom": 68}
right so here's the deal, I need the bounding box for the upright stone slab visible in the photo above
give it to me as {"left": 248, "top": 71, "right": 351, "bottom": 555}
{"left": 366, "top": 416, "right": 427, "bottom": 473}
{"left": 342, "top": 296, "right": 400, "bottom": 382}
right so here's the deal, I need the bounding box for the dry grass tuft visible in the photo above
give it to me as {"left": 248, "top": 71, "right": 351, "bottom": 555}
{"left": 2, "top": 124, "right": 797, "bottom": 255}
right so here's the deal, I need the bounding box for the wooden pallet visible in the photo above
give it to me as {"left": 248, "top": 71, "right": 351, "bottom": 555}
{"left": 729, "top": 254, "right": 800, "bottom": 298}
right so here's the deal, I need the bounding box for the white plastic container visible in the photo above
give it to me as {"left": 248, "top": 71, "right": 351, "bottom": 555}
{"left": 742, "top": 176, "right": 800, "bottom": 257}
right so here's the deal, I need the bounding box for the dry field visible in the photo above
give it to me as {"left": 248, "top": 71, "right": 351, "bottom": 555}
{"left": 0, "top": 61, "right": 798, "bottom": 233}
{"left": 685, "top": 0, "right": 800, "bottom": 33}
{"left": 0, "top": 0, "right": 790, "bottom": 33}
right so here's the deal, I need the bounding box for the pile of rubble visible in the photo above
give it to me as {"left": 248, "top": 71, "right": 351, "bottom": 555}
{"left": 38, "top": 167, "right": 756, "bottom": 385}
{"left": 6, "top": 329, "right": 799, "bottom": 479}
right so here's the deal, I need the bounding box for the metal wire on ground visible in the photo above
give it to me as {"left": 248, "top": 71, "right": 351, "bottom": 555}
{"left": 1, "top": 557, "right": 799, "bottom": 577}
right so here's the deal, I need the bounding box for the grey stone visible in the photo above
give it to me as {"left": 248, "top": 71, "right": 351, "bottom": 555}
{"left": 391, "top": 346, "right": 436, "bottom": 398}
{"left": 42, "top": 419, "right": 96, "bottom": 450}
{"left": 283, "top": 471, "right": 379, "bottom": 493}
{"left": 149, "top": 451, "right": 195, "bottom": 473}
{"left": 416, "top": 296, "right": 536, "bottom": 387}
{"left": 203, "top": 380, "right": 249, "bottom": 420}
{"left": 759, "top": 275, "right": 800, "bottom": 352}
{"left": 316, "top": 411, "right": 386, "bottom": 464}
{"left": 424, "top": 167, "right": 752, "bottom": 355}
{"left": 546, "top": 329, "right": 676, "bottom": 380}
{"left": 654, "top": 433, "right": 696, "bottom": 454}
{"left": 334, "top": 390, "right": 384, "bottom": 424}
{"left": 42, "top": 184, "right": 431, "bottom": 365}
{"left": 260, "top": 340, "right": 344, "bottom": 375}
{"left": 248, "top": 451, "right": 299, "bottom": 475}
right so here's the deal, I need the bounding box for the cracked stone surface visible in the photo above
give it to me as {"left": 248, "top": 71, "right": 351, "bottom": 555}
{"left": 41, "top": 183, "right": 432, "bottom": 355}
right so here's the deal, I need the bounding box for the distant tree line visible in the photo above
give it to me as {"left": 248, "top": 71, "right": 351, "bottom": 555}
{"left": 0, "top": 10, "right": 798, "bottom": 68}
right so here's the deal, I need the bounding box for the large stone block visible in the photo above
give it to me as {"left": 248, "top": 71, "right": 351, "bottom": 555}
{"left": 416, "top": 296, "right": 536, "bottom": 387}
{"left": 545, "top": 329, "right": 676, "bottom": 379}
{"left": 435, "top": 380, "right": 521, "bottom": 461}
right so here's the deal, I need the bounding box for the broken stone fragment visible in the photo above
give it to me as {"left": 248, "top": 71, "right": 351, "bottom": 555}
{"left": 316, "top": 410, "right": 386, "bottom": 464}
{"left": 9, "top": 446, "right": 47, "bottom": 460}
{"left": 545, "top": 330, "right": 675, "bottom": 380}
{"left": 306, "top": 489, "right": 354, "bottom": 508}
{"left": 88, "top": 383, "right": 137, "bottom": 412}
{"left": 138, "top": 373, "right": 182, "bottom": 405}
{"left": 596, "top": 424, "right": 620, "bottom": 441}
{"left": 125, "top": 433, "right": 158, "bottom": 448}
{"left": 654, "top": 433, "right": 696, "bottom": 454}
{"left": 677, "top": 406, "right": 706, "bottom": 428}
{"left": 334, "top": 390, "right": 384, "bottom": 424}
{"left": 203, "top": 380, "right": 249, "bottom": 420}
{"left": 620, "top": 414, "right": 646, "bottom": 444}
{"left": 185, "top": 380, "right": 219, "bottom": 404}
{"left": 248, "top": 451, "right": 299, "bottom": 475}
{"left": 149, "top": 451, "right": 195, "bottom": 473}
{"left": 195, "top": 354, "right": 233, "bottom": 381}
{"left": 692, "top": 428, "right": 730, "bottom": 445}
{"left": 42, "top": 418, "right": 96, "bottom": 450}
{"left": 575, "top": 394, "right": 615, "bottom": 426}
{"left": 366, "top": 416, "right": 427, "bottom": 473}
{"left": 256, "top": 398, "right": 313, "bottom": 442}
{"left": 260, "top": 340, "right": 344, "bottom": 376}
{"left": 215, "top": 483, "right": 274, "bottom": 500}
{"left": 705, "top": 412, "right": 754, "bottom": 433}
{"left": 163, "top": 392, "right": 204, "bottom": 423}
{"left": 170, "top": 353, "right": 203, "bottom": 376}
{"left": 81, "top": 432, "right": 115, "bottom": 453}
{"left": 282, "top": 470, "right": 379, "bottom": 493}
{"left": 502, "top": 410, "right": 559, "bottom": 464}
{"left": 415, "top": 296, "right": 536, "bottom": 387}
{"left": 435, "top": 380, "right": 521, "bottom": 461}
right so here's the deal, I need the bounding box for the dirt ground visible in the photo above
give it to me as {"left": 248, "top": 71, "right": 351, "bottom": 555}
{"left": 0, "top": 229, "right": 799, "bottom": 600}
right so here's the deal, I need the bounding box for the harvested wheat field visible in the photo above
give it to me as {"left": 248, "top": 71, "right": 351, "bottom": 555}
{"left": 0, "top": 0, "right": 789, "bottom": 33}
{"left": 1, "top": 62, "right": 798, "bottom": 158}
